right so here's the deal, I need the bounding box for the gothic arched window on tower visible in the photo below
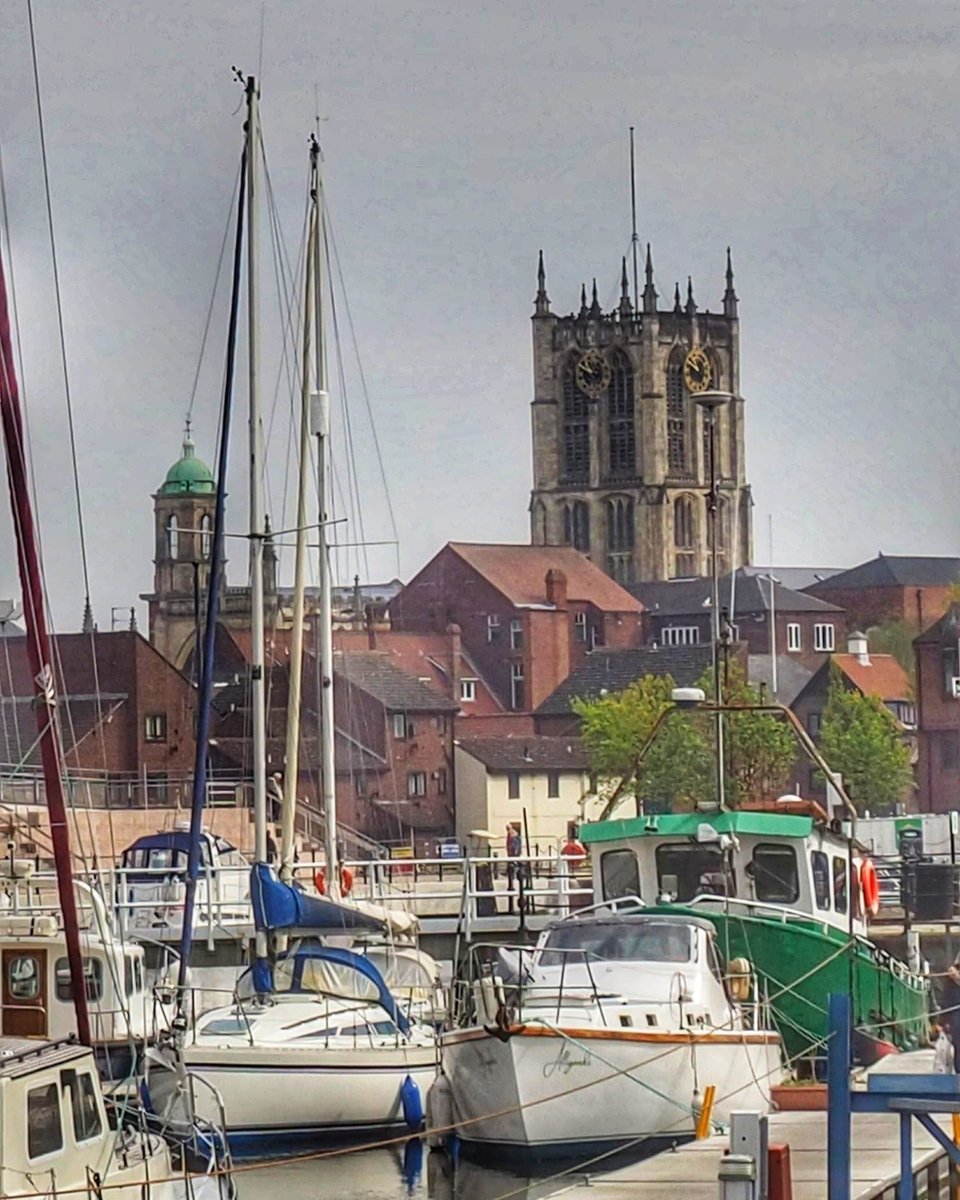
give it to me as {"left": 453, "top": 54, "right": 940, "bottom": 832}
{"left": 166, "top": 514, "right": 179, "bottom": 560}
{"left": 674, "top": 494, "right": 697, "bottom": 578}
{"left": 666, "top": 349, "right": 688, "bottom": 475}
{"left": 606, "top": 497, "right": 634, "bottom": 583}
{"left": 200, "top": 513, "right": 213, "bottom": 559}
{"left": 563, "top": 501, "right": 590, "bottom": 552}
{"left": 607, "top": 349, "right": 635, "bottom": 478}
{"left": 562, "top": 355, "right": 590, "bottom": 482}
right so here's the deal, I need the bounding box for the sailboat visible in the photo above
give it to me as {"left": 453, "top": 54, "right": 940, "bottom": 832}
{"left": 147, "top": 80, "right": 439, "bottom": 1158}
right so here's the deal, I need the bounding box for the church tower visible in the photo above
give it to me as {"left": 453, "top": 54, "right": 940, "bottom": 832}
{"left": 529, "top": 248, "right": 752, "bottom": 584}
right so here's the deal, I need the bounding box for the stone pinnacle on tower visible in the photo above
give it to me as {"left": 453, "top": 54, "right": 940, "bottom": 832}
{"left": 673, "top": 282, "right": 682, "bottom": 314}
{"left": 685, "top": 276, "right": 697, "bottom": 317}
{"left": 534, "top": 249, "right": 550, "bottom": 316}
{"left": 579, "top": 283, "right": 588, "bottom": 317}
{"left": 723, "top": 246, "right": 739, "bottom": 319}
{"left": 81, "top": 597, "right": 94, "bottom": 635}
{"left": 589, "top": 277, "right": 602, "bottom": 318}
{"left": 642, "top": 243, "right": 658, "bottom": 315}
{"left": 619, "top": 257, "right": 632, "bottom": 316}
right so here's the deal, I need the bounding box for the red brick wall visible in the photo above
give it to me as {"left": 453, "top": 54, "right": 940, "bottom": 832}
{"left": 916, "top": 638, "right": 960, "bottom": 812}
{"left": 806, "top": 585, "right": 953, "bottom": 632}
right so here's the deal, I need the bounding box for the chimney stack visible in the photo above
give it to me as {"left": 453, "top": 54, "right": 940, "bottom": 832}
{"left": 545, "top": 568, "right": 568, "bottom": 610}
{"left": 365, "top": 604, "right": 377, "bottom": 650}
{"left": 847, "top": 630, "right": 869, "bottom": 665}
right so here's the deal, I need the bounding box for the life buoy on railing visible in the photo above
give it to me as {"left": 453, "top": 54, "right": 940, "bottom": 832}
{"left": 860, "top": 858, "right": 880, "bottom": 917}
{"left": 314, "top": 866, "right": 355, "bottom": 896}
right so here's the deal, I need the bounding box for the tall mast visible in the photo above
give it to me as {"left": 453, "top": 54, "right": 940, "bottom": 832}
{"left": 0, "top": 235, "right": 90, "bottom": 1044}
{"left": 279, "top": 139, "right": 318, "bottom": 880}
{"left": 629, "top": 126, "right": 639, "bottom": 311}
{"left": 311, "top": 143, "right": 338, "bottom": 891}
{"left": 245, "top": 77, "right": 269, "bottom": 964}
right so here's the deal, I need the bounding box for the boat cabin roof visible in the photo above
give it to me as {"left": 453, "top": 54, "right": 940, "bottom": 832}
{"left": 581, "top": 811, "right": 814, "bottom": 844}
{"left": 0, "top": 1037, "right": 88, "bottom": 1079}
{"left": 545, "top": 912, "right": 716, "bottom": 936}
{"left": 124, "top": 829, "right": 237, "bottom": 855}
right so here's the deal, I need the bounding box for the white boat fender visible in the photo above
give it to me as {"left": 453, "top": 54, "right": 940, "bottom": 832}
{"left": 401, "top": 1073, "right": 424, "bottom": 1131}
{"left": 426, "top": 1074, "right": 453, "bottom": 1146}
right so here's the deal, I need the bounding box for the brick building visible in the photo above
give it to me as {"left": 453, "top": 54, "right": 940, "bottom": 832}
{"left": 392, "top": 542, "right": 642, "bottom": 713}
{"left": 804, "top": 554, "right": 960, "bottom": 633}
{"left": 914, "top": 606, "right": 960, "bottom": 813}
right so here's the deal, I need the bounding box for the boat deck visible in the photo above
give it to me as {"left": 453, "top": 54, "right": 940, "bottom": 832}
{"left": 555, "top": 1110, "right": 955, "bottom": 1200}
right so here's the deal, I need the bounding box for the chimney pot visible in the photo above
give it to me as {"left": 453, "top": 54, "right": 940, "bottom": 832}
{"left": 545, "top": 568, "right": 568, "bottom": 610}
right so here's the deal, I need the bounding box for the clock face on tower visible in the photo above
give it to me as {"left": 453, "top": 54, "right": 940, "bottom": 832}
{"left": 575, "top": 349, "right": 612, "bottom": 399}
{"left": 682, "top": 347, "right": 712, "bottom": 393}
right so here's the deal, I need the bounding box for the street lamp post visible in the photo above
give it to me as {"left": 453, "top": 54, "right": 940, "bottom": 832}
{"left": 696, "top": 390, "right": 732, "bottom": 810}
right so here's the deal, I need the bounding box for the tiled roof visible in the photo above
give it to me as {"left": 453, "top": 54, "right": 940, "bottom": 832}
{"left": 334, "top": 651, "right": 458, "bottom": 712}
{"left": 447, "top": 543, "right": 642, "bottom": 612}
{"left": 456, "top": 735, "right": 589, "bottom": 771}
{"left": 632, "top": 570, "right": 843, "bottom": 617}
{"left": 831, "top": 653, "right": 912, "bottom": 702}
{"left": 915, "top": 606, "right": 960, "bottom": 646}
{"left": 746, "top": 655, "right": 814, "bottom": 707}
{"left": 739, "top": 565, "right": 842, "bottom": 591}
{"left": 535, "top": 644, "right": 714, "bottom": 715}
{"left": 806, "top": 554, "right": 960, "bottom": 591}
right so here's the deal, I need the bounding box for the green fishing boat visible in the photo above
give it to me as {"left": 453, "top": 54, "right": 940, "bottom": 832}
{"left": 580, "top": 805, "right": 929, "bottom": 1064}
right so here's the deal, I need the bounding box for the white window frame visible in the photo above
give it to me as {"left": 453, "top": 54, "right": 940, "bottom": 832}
{"left": 814, "top": 623, "right": 835, "bottom": 653}
{"left": 407, "top": 771, "right": 427, "bottom": 798}
{"left": 486, "top": 614, "right": 501, "bottom": 644}
{"left": 661, "top": 625, "right": 700, "bottom": 647}
{"left": 510, "top": 661, "right": 525, "bottom": 710}
{"left": 510, "top": 618, "right": 523, "bottom": 649}
{"left": 460, "top": 678, "right": 477, "bottom": 703}
{"left": 144, "top": 713, "right": 167, "bottom": 742}
{"left": 392, "top": 713, "right": 407, "bottom": 739}
{"left": 787, "top": 623, "right": 802, "bottom": 652}
{"left": 574, "top": 611, "right": 587, "bottom": 643}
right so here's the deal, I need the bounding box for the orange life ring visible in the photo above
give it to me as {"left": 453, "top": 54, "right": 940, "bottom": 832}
{"left": 860, "top": 858, "right": 880, "bottom": 917}
{"left": 314, "top": 866, "right": 354, "bottom": 896}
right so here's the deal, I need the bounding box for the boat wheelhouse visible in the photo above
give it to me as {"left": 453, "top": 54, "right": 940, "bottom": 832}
{"left": 581, "top": 805, "right": 929, "bottom": 1062}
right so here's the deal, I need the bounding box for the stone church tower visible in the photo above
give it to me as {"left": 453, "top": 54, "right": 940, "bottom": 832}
{"left": 142, "top": 428, "right": 278, "bottom": 669}
{"left": 529, "top": 249, "right": 752, "bottom": 584}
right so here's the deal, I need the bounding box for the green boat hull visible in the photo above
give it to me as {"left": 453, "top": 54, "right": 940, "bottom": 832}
{"left": 649, "top": 904, "right": 930, "bottom": 1063}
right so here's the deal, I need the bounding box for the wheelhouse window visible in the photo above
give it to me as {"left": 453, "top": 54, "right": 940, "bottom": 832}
{"left": 812, "top": 851, "right": 830, "bottom": 910}
{"left": 539, "top": 921, "right": 691, "bottom": 967}
{"left": 656, "top": 843, "right": 733, "bottom": 902}
{"left": 751, "top": 844, "right": 799, "bottom": 904}
{"left": 8, "top": 953, "right": 40, "bottom": 999}
{"left": 62, "top": 1069, "right": 103, "bottom": 1142}
{"left": 833, "top": 855, "right": 848, "bottom": 913}
{"left": 27, "top": 1083, "right": 63, "bottom": 1158}
{"left": 55, "top": 957, "right": 104, "bottom": 1003}
{"left": 600, "top": 849, "right": 640, "bottom": 901}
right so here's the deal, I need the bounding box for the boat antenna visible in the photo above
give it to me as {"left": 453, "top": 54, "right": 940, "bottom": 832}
{"left": 175, "top": 138, "right": 247, "bottom": 1012}
{"left": 629, "top": 126, "right": 639, "bottom": 310}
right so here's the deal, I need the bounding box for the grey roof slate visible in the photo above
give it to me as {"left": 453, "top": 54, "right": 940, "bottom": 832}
{"left": 535, "top": 644, "right": 714, "bottom": 716}
{"left": 334, "top": 651, "right": 458, "bottom": 712}
{"left": 806, "top": 554, "right": 960, "bottom": 591}
{"left": 631, "top": 570, "right": 843, "bottom": 617}
{"left": 456, "top": 736, "right": 589, "bottom": 771}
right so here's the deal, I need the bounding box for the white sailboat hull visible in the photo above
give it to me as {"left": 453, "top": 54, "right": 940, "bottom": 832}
{"left": 441, "top": 1023, "right": 783, "bottom": 1157}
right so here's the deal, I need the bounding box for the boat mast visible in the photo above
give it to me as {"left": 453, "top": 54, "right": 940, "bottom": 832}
{"left": 279, "top": 139, "right": 318, "bottom": 881}
{"left": 245, "top": 76, "right": 271, "bottom": 976}
{"left": 0, "top": 236, "right": 90, "bottom": 1044}
{"left": 311, "top": 142, "right": 338, "bottom": 891}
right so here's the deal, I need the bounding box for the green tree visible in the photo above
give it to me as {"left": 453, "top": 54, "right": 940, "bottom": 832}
{"left": 573, "top": 674, "right": 710, "bottom": 813}
{"left": 698, "top": 663, "right": 797, "bottom": 805}
{"left": 867, "top": 619, "right": 918, "bottom": 690}
{"left": 818, "top": 663, "right": 914, "bottom": 814}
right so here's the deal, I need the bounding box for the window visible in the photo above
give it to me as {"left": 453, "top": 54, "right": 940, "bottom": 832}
{"left": 787, "top": 623, "right": 802, "bottom": 652}
{"left": 487, "top": 614, "right": 502, "bottom": 644}
{"left": 510, "top": 662, "right": 525, "bottom": 710}
{"left": 460, "top": 678, "right": 477, "bottom": 703}
{"left": 55, "top": 957, "right": 104, "bottom": 1003}
{"left": 407, "top": 771, "right": 427, "bottom": 798}
{"left": 656, "top": 844, "right": 733, "bottom": 901}
{"left": 814, "top": 623, "right": 835, "bottom": 652}
{"left": 435, "top": 714, "right": 448, "bottom": 735}
{"left": 562, "top": 355, "right": 590, "bottom": 481}
{"left": 661, "top": 626, "right": 700, "bottom": 647}
{"left": 510, "top": 618, "right": 524, "bottom": 650}
{"left": 166, "top": 513, "right": 179, "bottom": 558}
{"left": 393, "top": 713, "right": 412, "bottom": 739}
{"left": 666, "top": 350, "right": 688, "bottom": 473}
{"left": 833, "top": 855, "right": 848, "bottom": 913}
{"left": 574, "top": 611, "right": 587, "bottom": 643}
{"left": 437, "top": 768, "right": 448, "bottom": 796}
{"left": 606, "top": 497, "right": 635, "bottom": 583}
{"left": 812, "top": 851, "right": 830, "bottom": 910}
{"left": 673, "top": 494, "right": 697, "bottom": 577}
{"left": 62, "top": 1069, "right": 103, "bottom": 1143}
{"left": 563, "top": 501, "right": 590, "bottom": 552}
{"left": 607, "top": 349, "right": 636, "bottom": 478}
{"left": 28, "top": 1083, "right": 63, "bottom": 1159}
{"left": 507, "top": 771, "right": 521, "bottom": 800}
{"left": 600, "top": 849, "right": 640, "bottom": 901}
{"left": 199, "top": 513, "right": 213, "bottom": 559}
{"left": 144, "top": 713, "right": 167, "bottom": 742}
{"left": 751, "top": 844, "right": 799, "bottom": 904}
{"left": 8, "top": 953, "right": 40, "bottom": 999}
{"left": 547, "top": 770, "right": 560, "bottom": 798}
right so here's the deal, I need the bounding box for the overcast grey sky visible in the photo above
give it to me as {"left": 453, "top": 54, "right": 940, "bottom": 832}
{"left": 1, "top": 0, "right": 958, "bottom": 630}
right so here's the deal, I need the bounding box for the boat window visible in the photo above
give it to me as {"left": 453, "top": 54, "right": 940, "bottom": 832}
{"left": 201, "top": 1016, "right": 251, "bottom": 1037}
{"left": 124, "top": 955, "right": 134, "bottom": 997}
{"left": 62, "top": 1069, "right": 103, "bottom": 1143}
{"left": 655, "top": 844, "right": 733, "bottom": 902}
{"left": 539, "top": 922, "right": 691, "bottom": 966}
{"left": 8, "top": 954, "right": 40, "bottom": 999}
{"left": 27, "top": 1082, "right": 63, "bottom": 1158}
{"left": 833, "top": 856, "right": 848, "bottom": 914}
{"left": 55, "top": 957, "right": 104, "bottom": 1003}
{"left": 751, "top": 844, "right": 799, "bottom": 904}
{"left": 811, "top": 851, "right": 830, "bottom": 910}
{"left": 600, "top": 849, "right": 640, "bottom": 901}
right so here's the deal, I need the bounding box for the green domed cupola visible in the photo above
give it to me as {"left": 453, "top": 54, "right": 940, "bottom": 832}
{"left": 158, "top": 427, "right": 216, "bottom": 496}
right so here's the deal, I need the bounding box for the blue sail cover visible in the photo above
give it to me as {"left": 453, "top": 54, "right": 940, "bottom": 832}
{"left": 250, "top": 863, "right": 384, "bottom": 934}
